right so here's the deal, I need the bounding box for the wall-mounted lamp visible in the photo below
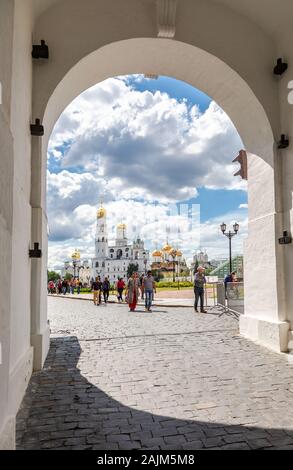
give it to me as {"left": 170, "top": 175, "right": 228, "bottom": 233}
{"left": 32, "top": 40, "right": 49, "bottom": 59}
{"left": 274, "top": 58, "right": 288, "bottom": 75}
{"left": 30, "top": 119, "right": 44, "bottom": 136}
{"left": 29, "top": 243, "right": 42, "bottom": 258}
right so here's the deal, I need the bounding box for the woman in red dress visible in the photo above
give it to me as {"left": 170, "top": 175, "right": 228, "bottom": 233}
{"left": 127, "top": 272, "right": 139, "bottom": 311}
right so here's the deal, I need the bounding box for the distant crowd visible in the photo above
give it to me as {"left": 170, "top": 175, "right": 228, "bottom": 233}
{"left": 48, "top": 267, "right": 239, "bottom": 315}
{"left": 48, "top": 271, "right": 157, "bottom": 312}
{"left": 48, "top": 278, "right": 83, "bottom": 295}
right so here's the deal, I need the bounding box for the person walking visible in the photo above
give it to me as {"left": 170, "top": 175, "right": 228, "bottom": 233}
{"left": 62, "top": 279, "right": 68, "bottom": 295}
{"left": 70, "top": 279, "right": 75, "bottom": 295}
{"left": 102, "top": 277, "right": 110, "bottom": 304}
{"left": 91, "top": 276, "right": 102, "bottom": 306}
{"left": 194, "top": 266, "right": 207, "bottom": 313}
{"left": 117, "top": 277, "right": 125, "bottom": 303}
{"left": 143, "top": 270, "right": 156, "bottom": 312}
{"left": 126, "top": 272, "right": 139, "bottom": 312}
{"left": 139, "top": 274, "right": 145, "bottom": 300}
{"left": 77, "top": 279, "right": 82, "bottom": 295}
{"left": 57, "top": 279, "right": 62, "bottom": 294}
{"left": 224, "top": 271, "right": 235, "bottom": 299}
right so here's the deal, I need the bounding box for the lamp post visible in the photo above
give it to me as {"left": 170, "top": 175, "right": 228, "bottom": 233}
{"left": 72, "top": 259, "right": 77, "bottom": 279}
{"left": 143, "top": 252, "right": 147, "bottom": 274}
{"left": 76, "top": 264, "right": 84, "bottom": 281}
{"left": 170, "top": 248, "right": 177, "bottom": 283}
{"left": 220, "top": 222, "right": 239, "bottom": 273}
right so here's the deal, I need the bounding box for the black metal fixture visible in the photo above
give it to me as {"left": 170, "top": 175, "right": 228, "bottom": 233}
{"left": 29, "top": 242, "right": 42, "bottom": 258}
{"left": 279, "top": 231, "right": 292, "bottom": 245}
{"left": 30, "top": 119, "right": 44, "bottom": 136}
{"left": 32, "top": 40, "right": 49, "bottom": 59}
{"left": 273, "top": 58, "right": 288, "bottom": 76}
{"left": 220, "top": 222, "right": 239, "bottom": 274}
{"left": 278, "top": 134, "right": 289, "bottom": 149}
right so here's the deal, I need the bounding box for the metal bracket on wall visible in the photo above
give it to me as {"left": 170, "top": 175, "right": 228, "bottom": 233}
{"left": 29, "top": 243, "right": 42, "bottom": 258}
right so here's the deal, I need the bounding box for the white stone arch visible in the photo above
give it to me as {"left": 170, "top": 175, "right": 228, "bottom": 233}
{"left": 42, "top": 38, "right": 274, "bottom": 162}
{"left": 31, "top": 38, "right": 288, "bottom": 370}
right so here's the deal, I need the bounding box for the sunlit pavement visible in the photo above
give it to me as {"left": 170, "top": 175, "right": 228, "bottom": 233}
{"left": 16, "top": 298, "right": 293, "bottom": 450}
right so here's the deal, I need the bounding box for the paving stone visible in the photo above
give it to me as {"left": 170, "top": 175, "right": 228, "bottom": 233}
{"left": 16, "top": 299, "right": 293, "bottom": 450}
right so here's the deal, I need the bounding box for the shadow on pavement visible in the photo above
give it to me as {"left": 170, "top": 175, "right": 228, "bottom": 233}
{"left": 16, "top": 336, "right": 293, "bottom": 450}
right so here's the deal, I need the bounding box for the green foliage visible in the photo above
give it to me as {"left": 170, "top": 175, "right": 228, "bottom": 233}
{"left": 127, "top": 263, "right": 139, "bottom": 278}
{"left": 47, "top": 270, "right": 61, "bottom": 282}
{"left": 151, "top": 269, "right": 164, "bottom": 282}
{"left": 64, "top": 272, "right": 73, "bottom": 281}
{"left": 156, "top": 281, "right": 193, "bottom": 288}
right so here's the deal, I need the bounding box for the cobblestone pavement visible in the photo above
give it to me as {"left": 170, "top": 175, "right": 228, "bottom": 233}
{"left": 16, "top": 298, "right": 293, "bottom": 450}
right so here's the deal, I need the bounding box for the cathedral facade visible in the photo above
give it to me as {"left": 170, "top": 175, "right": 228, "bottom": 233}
{"left": 92, "top": 206, "right": 150, "bottom": 283}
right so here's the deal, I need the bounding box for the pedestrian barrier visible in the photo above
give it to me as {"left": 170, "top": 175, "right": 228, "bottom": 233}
{"left": 216, "top": 281, "right": 244, "bottom": 316}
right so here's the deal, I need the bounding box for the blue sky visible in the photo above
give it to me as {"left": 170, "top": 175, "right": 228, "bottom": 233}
{"left": 47, "top": 75, "right": 247, "bottom": 269}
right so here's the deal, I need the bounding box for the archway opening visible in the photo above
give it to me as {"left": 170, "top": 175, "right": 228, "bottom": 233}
{"left": 47, "top": 73, "right": 248, "bottom": 313}
{"left": 33, "top": 38, "right": 286, "bottom": 372}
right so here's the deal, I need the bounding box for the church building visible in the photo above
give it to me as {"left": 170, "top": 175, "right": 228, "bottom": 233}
{"left": 92, "top": 206, "right": 150, "bottom": 283}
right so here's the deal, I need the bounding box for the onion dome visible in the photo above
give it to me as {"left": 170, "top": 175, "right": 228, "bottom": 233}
{"left": 162, "top": 243, "right": 173, "bottom": 252}
{"left": 71, "top": 249, "right": 80, "bottom": 260}
{"left": 176, "top": 250, "right": 183, "bottom": 257}
{"left": 97, "top": 207, "right": 106, "bottom": 218}
{"left": 117, "top": 223, "right": 127, "bottom": 229}
{"left": 152, "top": 250, "right": 162, "bottom": 258}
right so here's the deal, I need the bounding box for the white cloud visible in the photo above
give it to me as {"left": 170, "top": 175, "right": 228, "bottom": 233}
{"left": 239, "top": 203, "right": 248, "bottom": 209}
{"left": 48, "top": 78, "right": 245, "bottom": 202}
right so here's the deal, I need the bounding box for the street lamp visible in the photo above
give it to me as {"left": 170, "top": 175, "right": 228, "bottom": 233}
{"left": 169, "top": 248, "right": 177, "bottom": 283}
{"left": 220, "top": 222, "right": 239, "bottom": 273}
{"left": 143, "top": 252, "right": 147, "bottom": 274}
{"left": 72, "top": 259, "right": 77, "bottom": 279}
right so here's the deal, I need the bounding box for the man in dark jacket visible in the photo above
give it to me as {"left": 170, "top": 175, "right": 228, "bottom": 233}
{"left": 194, "top": 266, "right": 207, "bottom": 313}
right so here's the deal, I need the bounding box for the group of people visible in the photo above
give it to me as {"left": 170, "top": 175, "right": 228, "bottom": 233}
{"left": 91, "top": 276, "right": 111, "bottom": 305}
{"left": 49, "top": 267, "right": 237, "bottom": 314}
{"left": 48, "top": 278, "right": 82, "bottom": 295}
{"left": 91, "top": 271, "right": 156, "bottom": 312}
{"left": 127, "top": 271, "right": 156, "bottom": 312}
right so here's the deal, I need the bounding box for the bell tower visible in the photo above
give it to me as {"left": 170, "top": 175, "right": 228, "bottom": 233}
{"left": 95, "top": 205, "right": 108, "bottom": 259}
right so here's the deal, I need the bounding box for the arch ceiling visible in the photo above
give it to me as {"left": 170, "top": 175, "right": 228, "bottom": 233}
{"left": 33, "top": 0, "right": 293, "bottom": 40}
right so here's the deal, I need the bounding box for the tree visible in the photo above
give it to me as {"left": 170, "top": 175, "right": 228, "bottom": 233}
{"left": 127, "top": 263, "right": 139, "bottom": 278}
{"left": 152, "top": 269, "right": 164, "bottom": 282}
{"left": 65, "top": 272, "right": 73, "bottom": 281}
{"left": 47, "top": 270, "right": 61, "bottom": 282}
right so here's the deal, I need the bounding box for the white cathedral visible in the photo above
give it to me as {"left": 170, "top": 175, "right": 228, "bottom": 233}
{"left": 92, "top": 206, "right": 150, "bottom": 283}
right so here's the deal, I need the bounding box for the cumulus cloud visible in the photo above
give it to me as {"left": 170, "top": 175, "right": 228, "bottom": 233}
{"left": 48, "top": 78, "right": 245, "bottom": 202}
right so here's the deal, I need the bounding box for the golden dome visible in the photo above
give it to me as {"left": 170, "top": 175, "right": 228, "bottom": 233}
{"left": 71, "top": 249, "right": 80, "bottom": 260}
{"left": 97, "top": 207, "right": 106, "bottom": 218}
{"left": 152, "top": 250, "right": 162, "bottom": 257}
{"left": 162, "top": 243, "right": 173, "bottom": 252}
{"left": 117, "top": 223, "right": 127, "bottom": 229}
{"left": 176, "top": 250, "right": 183, "bottom": 257}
